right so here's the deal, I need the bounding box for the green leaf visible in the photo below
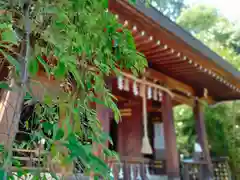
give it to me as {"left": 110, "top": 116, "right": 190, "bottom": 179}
{"left": 50, "top": 172, "right": 59, "bottom": 180}
{"left": 0, "top": 23, "right": 9, "bottom": 29}
{"left": 89, "top": 153, "right": 109, "bottom": 174}
{"left": 100, "top": 132, "right": 113, "bottom": 145}
{"left": 92, "top": 97, "right": 105, "bottom": 105}
{"left": 0, "top": 144, "right": 4, "bottom": 152}
{"left": 37, "top": 55, "right": 50, "bottom": 77}
{"left": 68, "top": 64, "right": 84, "bottom": 89}
{"left": 102, "top": 0, "right": 108, "bottom": 8}
{"left": 24, "top": 92, "right": 32, "bottom": 100}
{"left": 0, "top": 49, "right": 20, "bottom": 72}
{"left": 68, "top": 133, "right": 78, "bottom": 145}
{"left": 0, "top": 82, "right": 11, "bottom": 90}
{"left": 65, "top": 142, "right": 89, "bottom": 163}
{"left": 53, "top": 61, "right": 66, "bottom": 79}
{"left": 43, "top": 95, "right": 52, "bottom": 105}
{"left": 44, "top": 7, "right": 69, "bottom": 22}
{"left": 128, "top": 0, "right": 136, "bottom": 4}
{"left": 28, "top": 58, "right": 39, "bottom": 76}
{"left": 55, "top": 129, "right": 64, "bottom": 140}
{"left": 42, "top": 122, "right": 53, "bottom": 133}
{"left": 0, "top": 169, "right": 5, "bottom": 179}
{"left": 1, "top": 30, "right": 17, "bottom": 44}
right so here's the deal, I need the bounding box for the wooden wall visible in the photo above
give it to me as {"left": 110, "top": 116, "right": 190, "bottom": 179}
{"left": 117, "top": 100, "right": 143, "bottom": 157}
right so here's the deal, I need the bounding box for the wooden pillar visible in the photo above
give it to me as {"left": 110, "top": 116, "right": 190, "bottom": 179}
{"left": 89, "top": 104, "right": 111, "bottom": 180}
{"left": 96, "top": 104, "right": 111, "bottom": 147}
{"left": 0, "top": 88, "right": 22, "bottom": 148}
{"left": 194, "top": 100, "right": 213, "bottom": 177}
{"left": 161, "top": 92, "right": 180, "bottom": 180}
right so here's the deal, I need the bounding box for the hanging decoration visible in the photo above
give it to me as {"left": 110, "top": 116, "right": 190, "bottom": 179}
{"left": 204, "top": 88, "right": 208, "bottom": 98}
{"left": 123, "top": 78, "right": 130, "bottom": 91}
{"left": 153, "top": 88, "right": 158, "bottom": 101}
{"left": 140, "top": 79, "right": 153, "bottom": 154}
{"left": 116, "top": 71, "right": 174, "bottom": 100}
{"left": 147, "top": 86, "right": 152, "bottom": 99}
{"left": 158, "top": 91, "right": 163, "bottom": 101}
{"left": 133, "top": 81, "right": 139, "bottom": 96}
{"left": 117, "top": 76, "right": 123, "bottom": 90}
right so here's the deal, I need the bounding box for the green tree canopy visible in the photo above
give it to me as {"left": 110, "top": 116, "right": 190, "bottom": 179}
{"left": 177, "top": 5, "right": 219, "bottom": 33}
{"left": 176, "top": 4, "right": 240, "bottom": 178}
{"left": 151, "top": 0, "right": 185, "bottom": 20}
{"left": 177, "top": 4, "right": 240, "bottom": 70}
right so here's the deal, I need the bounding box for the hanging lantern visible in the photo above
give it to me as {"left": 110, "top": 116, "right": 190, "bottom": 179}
{"left": 153, "top": 88, "right": 158, "bottom": 101}
{"left": 133, "top": 81, "right": 138, "bottom": 96}
{"left": 147, "top": 86, "right": 152, "bottom": 99}
{"left": 118, "top": 76, "right": 123, "bottom": 90}
{"left": 123, "top": 78, "right": 130, "bottom": 91}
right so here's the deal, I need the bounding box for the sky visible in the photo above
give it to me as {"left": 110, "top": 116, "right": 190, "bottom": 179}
{"left": 185, "top": 0, "right": 240, "bottom": 22}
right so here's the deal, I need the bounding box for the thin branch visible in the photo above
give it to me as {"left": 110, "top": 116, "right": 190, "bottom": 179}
{"left": 3, "top": 1, "right": 32, "bottom": 178}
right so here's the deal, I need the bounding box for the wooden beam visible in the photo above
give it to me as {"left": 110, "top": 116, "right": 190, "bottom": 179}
{"left": 146, "top": 68, "right": 195, "bottom": 96}
{"left": 110, "top": 0, "right": 240, "bottom": 89}
{"left": 174, "top": 93, "right": 194, "bottom": 107}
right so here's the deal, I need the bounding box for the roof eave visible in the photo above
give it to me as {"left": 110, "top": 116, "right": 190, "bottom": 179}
{"left": 134, "top": 0, "right": 240, "bottom": 80}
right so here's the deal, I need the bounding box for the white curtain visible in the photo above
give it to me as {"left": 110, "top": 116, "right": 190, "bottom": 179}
{"left": 154, "top": 123, "right": 165, "bottom": 149}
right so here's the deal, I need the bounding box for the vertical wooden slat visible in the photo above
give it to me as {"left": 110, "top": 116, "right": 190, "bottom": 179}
{"left": 145, "top": 164, "right": 150, "bottom": 179}
{"left": 119, "top": 163, "right": 124, "bottom": 179}
{"left": 113, "top": 163, "right": 119, "bottom": 180}
{"left": 123, "top": 161, "right": 130, "bottom": 180}
{"left": 161, "top": 91, "right": 180, "bottom": 180}
{"left": 134, "top": 164, "right": 138, "bottom": 179}
{"left": 136, "top": 164, "right": 142, "bottom": 179}
{"left": 130, "top": 164, "right": 134, "bottom": 179}
{"left": 183, "top": 164, "right": 190, "bottom": 180}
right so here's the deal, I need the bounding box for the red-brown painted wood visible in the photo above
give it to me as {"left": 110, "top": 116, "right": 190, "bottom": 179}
{"left": 117, "top": 100, "right": 142, "bottom": 158}
{"left": 194, "top": 100, "right": 213, "bottom": 178}
{"left": 161, "top": 92, "right": 180, "bottom": 179}
{"left": 108, "top": 0, "right": 240, "bottom": 101}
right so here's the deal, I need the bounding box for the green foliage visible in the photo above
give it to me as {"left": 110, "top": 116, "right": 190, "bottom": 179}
{"left": 174, "top": 103, "right": 240, "bottom": 178}
{"left": 0, "top": 0, "right": 147, "bottom": 179}
{"left": 177, "top": 4, "right": 240, "bottom": 70}
{"left": 151, "top": 0, "right": 185, "bottom": 20}
{"left": 176, "top": 4, "right": 240, "bottom": 177}
{"left": 0, "top": 82, "right": 11, "bottom": 90}
{"left": 177, "top": 5, "right": 219, "bottom": 33}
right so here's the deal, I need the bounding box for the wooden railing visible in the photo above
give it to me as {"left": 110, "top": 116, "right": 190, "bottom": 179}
{"left": 11, "top": 152, "right": 168, "bottom": 179}
{"left": 182, "top": 159, "right": 208, "bottom": 180}
{"left": 182, "top": 157, "right": 231, "bottom": 180}
{"left": 212, "top": 157, "right": 231, "bottom": 180}
{"left": 12, "top": 149, "right": 232, "bottom": 180}
{"left": 11, "top": 148, "right": 48, "bottom": 172}
{"left": 108, "top": 157, "right": 167, "bottom": 179}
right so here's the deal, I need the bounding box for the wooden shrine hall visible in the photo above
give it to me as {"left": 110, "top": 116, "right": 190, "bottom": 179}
{"left": 102, "top": 0, "right": 240, "bottom": 180}
{"left": 0, "top": 0, "right": 240, "bottom": 180}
